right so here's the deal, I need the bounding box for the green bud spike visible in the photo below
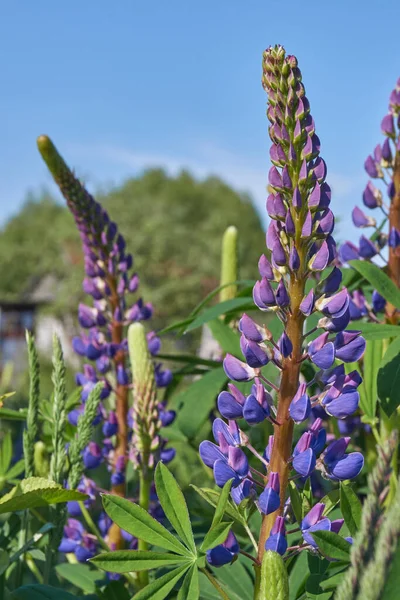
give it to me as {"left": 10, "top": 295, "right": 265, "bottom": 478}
{"left": 37, "top": 135, "right": 69, "bottom": 182}
{"left": 24, "top": 331, "right": 40, "bottom": 479}
{"left": 34, "top": 441, "right": 50, "bottom": 478}
{"left": 128, "top": 322, "right": 152, "bottom": 389}
{"left": 220, "top": 226, "right": 238, "bottom": 303}
{"left": 258, "top": 550, "right": 289, "bottom": 600}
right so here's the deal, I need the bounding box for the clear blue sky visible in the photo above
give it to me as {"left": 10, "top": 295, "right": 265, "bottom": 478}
{"left": 1, "top": 0, "right": 399, "bottom": 241}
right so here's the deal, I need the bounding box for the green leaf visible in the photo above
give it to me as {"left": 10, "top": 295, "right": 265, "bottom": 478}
{"left": 210, "top": 556, "right": 254, "bottom": 600}
{"left": 358, "top": 339, "right": 383, "bottom": 420}
{"left": 208, "top": 319, "right": 241, "bottom": 356}
{"left": 289, "top": 551, "right": 309, "bottom": 600}
{"left": 288, "top": 481, "right": 302, "bottom": 525}
{"left": 377, "top": 337, "right": 400, "bottom": 416}
{"left": 320, "top": 490, "right": 340, "bottom": 516}
{"left": 200, "top": 521, "right": 233, "bottom": 552}
{"left": 211, "top": 479, "right": 233, "bottom": 528}
{"left": 305, "top": 574, "right": 333, "bottom": 599}
{"left": 5, "top": 460, "right": 25, "bottom": 480}
{"left": 185, "top": 298, "right": 253, "bottom": 332}
{"left": 55, "top": 563, "right": 99, "bottom": 594}
{"left": 0, "top": 478, "right": 88, "bottom": 514}
{"left": 177, "top": 565, "right": 199, "bottom": 600}
{"left": 340, "top": 482, "right": 362, "bottom": 537}
{"left": 319, "top": 569, "right": 347, "bottom": 591}
{"left": 101, "top": 494, "right": 189, "bottom": 556}
{"left": 349, "top": 260, "right": 400, "bottom": 308}
{"left": 0, "top": 408, "right": 27, "bottom": 421}
{"left": 155, "top": 462, "right": 196, "bottom": 555}
{"left": 132, "top": 563, "right": 190, "bottom": 600}
{"left": 310, "top": 531, "right": 351, "bottom": 562}
{"left": 11, "top": 585, "right": 78, "bottom": 600}
{"left": 190, "top": 485, "right": 246, "bottom": 526}
{"left": 0, "top": 548, "right": 10, "bottom": 576}
{"left": 0, "top": 431, "right": 12, "bottom": 474}
{"left": 173, "top": 367, "right": 227, "bottom": 439}
{"left": 353, "top": 322, "right": 400, "bottom": 341}
{"left": 90, "top": 550, "right": 191, "bottom": 572}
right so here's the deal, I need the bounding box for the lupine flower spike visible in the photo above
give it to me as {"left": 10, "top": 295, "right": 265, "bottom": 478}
{"left": 199, "top": 46, "right": 365, "bottom": 580}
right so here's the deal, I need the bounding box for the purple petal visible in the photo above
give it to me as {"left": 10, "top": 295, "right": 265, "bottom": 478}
{"left": 293, "top": 448, "right": 316, "bottom": 477}
{"left": 223, "top": 354, "right": 256, "bottom": 382}
{"left": 199, "top": 441, "right": 226, "bottom": 468}
{"left": 258, "top": 487, "right": 280, "bottom": 515}
{"left": 327, "top": 452, "right": 364, "bottom": 481}
{"left": 258, "top": 255, "right": 274, "bottom": 280}
{"left": 300, "top": 289, "right": 315, "bottom": 316}
{"left": 323, "top": 390, "right": 360, "bottom": 419}
{"left": 243, "top": 394, "right": 269, "bottom": 424}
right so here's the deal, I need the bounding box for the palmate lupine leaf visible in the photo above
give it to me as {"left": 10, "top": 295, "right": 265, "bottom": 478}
{"left": 90, "top": 551, "right": 192, "bottom": 573}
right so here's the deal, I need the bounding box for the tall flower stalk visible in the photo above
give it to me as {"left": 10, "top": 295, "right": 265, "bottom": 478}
{"left": 199, "top": 45, "right": 366, "bottom": 593}
{"left": 37, "top": 136, "right": 175, "bottom": 550}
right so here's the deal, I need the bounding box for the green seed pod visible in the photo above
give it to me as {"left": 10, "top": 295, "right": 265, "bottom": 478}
{"left": 220, "top": 226, "right": 238, "bottom": 303}
{"left": 258, "top": 550, "right": 289, "bottom": 600}
{"left": 34, "top": 441, "right": 50, "bottom": 478}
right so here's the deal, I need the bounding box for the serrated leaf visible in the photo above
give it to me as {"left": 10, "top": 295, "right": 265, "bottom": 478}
{"left": 310, "top": 531, "right": 351, "bottom": 562}
{"left": 185, "top": 298, "right": 254, "bottom": 332}
{"left": 200, "top": 521, "right": 233, "bottom": 552}
{"left": 101, "top": 494, "right": 189, "bottom": 556}
{"left": 131, "top": 563, "right": 190, "bottom": 600}
{"left": 155, "top": 462, "right": 196, "bottom": 555}
{"left": 177, "top": 565, "right": 199, "bottom": 600}
{"left": 349, "top": 260, "right": 400, "bottom": 308}
{"left": 377, "top": 337, "right": 400, "bottom": 416}
{"left": 207, "top": 320, "right": 241, "bottom": 356}
{"left": 0, "top": 478, "right": 87, "bottom": 514}
{"left": 55, "top": 563, "right": 101, "bottom": 593}
{"left": 90, "top": 550, "right": 191, "bottom": 572}
{"left": 173, "top": 368, "right": 227, "bottom": 439}
{"left": 340, "top": 482, "right": 362, "bottom": 537}
{"left": 11, "top": 584, "right": 77, "bottom": 600}
{"left": 288, "top": 481, "right": 302, "bottom": 525}
{"left": 353, "top": 322, "right": 400, "bottom": 341}
{"left": 0, "top": 431, "right": 12, "bottom": 474}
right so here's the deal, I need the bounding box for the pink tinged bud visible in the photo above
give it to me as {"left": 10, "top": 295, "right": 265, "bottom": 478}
{"left": 266, "top": 220, "right": 280, "bottom": 250}
{"left": 289, "top": 246, "right": 300, "bottom": 271}
{"left": 282, "top": 166, "right": 292, "bottom": 189}
{"left": 308, "top": 183, "right": 321, "bottom": 208}
{"left": 253, "top": 278, "right": 276, "bottom": 310}
{"left": 266, "top": 194, "right": 276, "bottom": 216}
{"left": 265, "top": 516, "right": 287, "bottom": 555}
{"left": 78, "top": 304, "right": 96, "bottom": 329}
{"left": 363, "top": 181, "right": 382, "bottom": 209}
{"left": 381, "top": 113, "right": 395, "bottom": 136}
{"left": 359, "top": 235, "right": 378, "bottom": 259}
{"left": 302, "top": 503, "right": 325, "bottom": 528}
{"left": 364, "top": 155, "right": 379, "bottom": 178}
{"left": 223, "top": 354, "right": 256, "bottom": 382}
{"left": 276, "top": 278, "right": 290, "bottom": 307}
{"left": 239, "top": 314, "right": 264, "bottom": 342}
{"left": 285, "top": 211, "right": 295, "bottom": 235}
{"left": 301, "top": 211, "right": 313, "bottom": 238}
{"left": 272, "top": 239, "right": 287, "bottom": 266}
{"left": 300, "top": 289, "right": 315, "bottom": 316}
{"left": 269, "top": 166, "right": 283, "bottom": 188}
{"left": 278, "top": 332, "right": 292, "bottom": 358}
{"left": 274, "top": 194, "right": 287, "bottom": 218}
{"left": 309, "top": 241, "right": 330, "bottom": 271}
{"left": 301, "top": 134, "right": 313, "bottom": 160}
{"left": 293, "top": 186, "right": 302, "bottom": 209}
{"left": 293, "top": 119, "right": 302, "bottom": 142}
{"left": 296, "top": 98, "right": 305, "bottom": 119}
{"left": 128, "top": 274, "right": 139, "bottom": 292}
{"left": 243, "top": 382, "right": 271, "bottom": 424}
{"left": 381, "top": 138, "right": 392, "bottom": 162}
{"left": 289, "top": 383, "right": 311, "bottom": 423}
{"left": 299, "top": 159, "right": 308, "bottom": 183}
{"left": 258, "top": 476, "right": 280, "bottom": 515}
{"left": 258, "top": 255, "right": 274, "bottom": 280}
{"left": 312, "top": 157, "right": 327, "bottom": 183}
{"left": 288, "top": 143, "right": 297, "bottom": 162}
{"left": 352, "top": 206, "right": 376, "bottom": 228}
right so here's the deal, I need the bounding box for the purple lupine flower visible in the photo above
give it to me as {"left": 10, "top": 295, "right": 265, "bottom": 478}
{"left": 322, "top": 438, "right": 364, "bottom": 481}
{"left": 59, "top": 519, "right": 98, "bottom": 562}
{"left": 265, "top": 516, "right": 287, "bottom": 555}
{"left": 206, "top": 531, "right": 239, "bottom": 567}
{"left": 198, "top": 46, "right": 366, "bottom": 562}
{"left": 301, "top": 503, "right": 331, "bottom": 547}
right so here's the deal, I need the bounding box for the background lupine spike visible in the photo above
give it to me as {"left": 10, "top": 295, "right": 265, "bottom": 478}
{"left": 334, "top": 431, "right": 398, "bottom": 600}
{"left": 220, "top": 225, "right": 238, "bottom": 302}
{"left": 49, "top": 334, "right": 68, "bottom": 485}
{"left": 23, "top": 331, "right": 40, "bottom": 478}
{"left": 68, "top": 383, "right": 103, "bottom": 490}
